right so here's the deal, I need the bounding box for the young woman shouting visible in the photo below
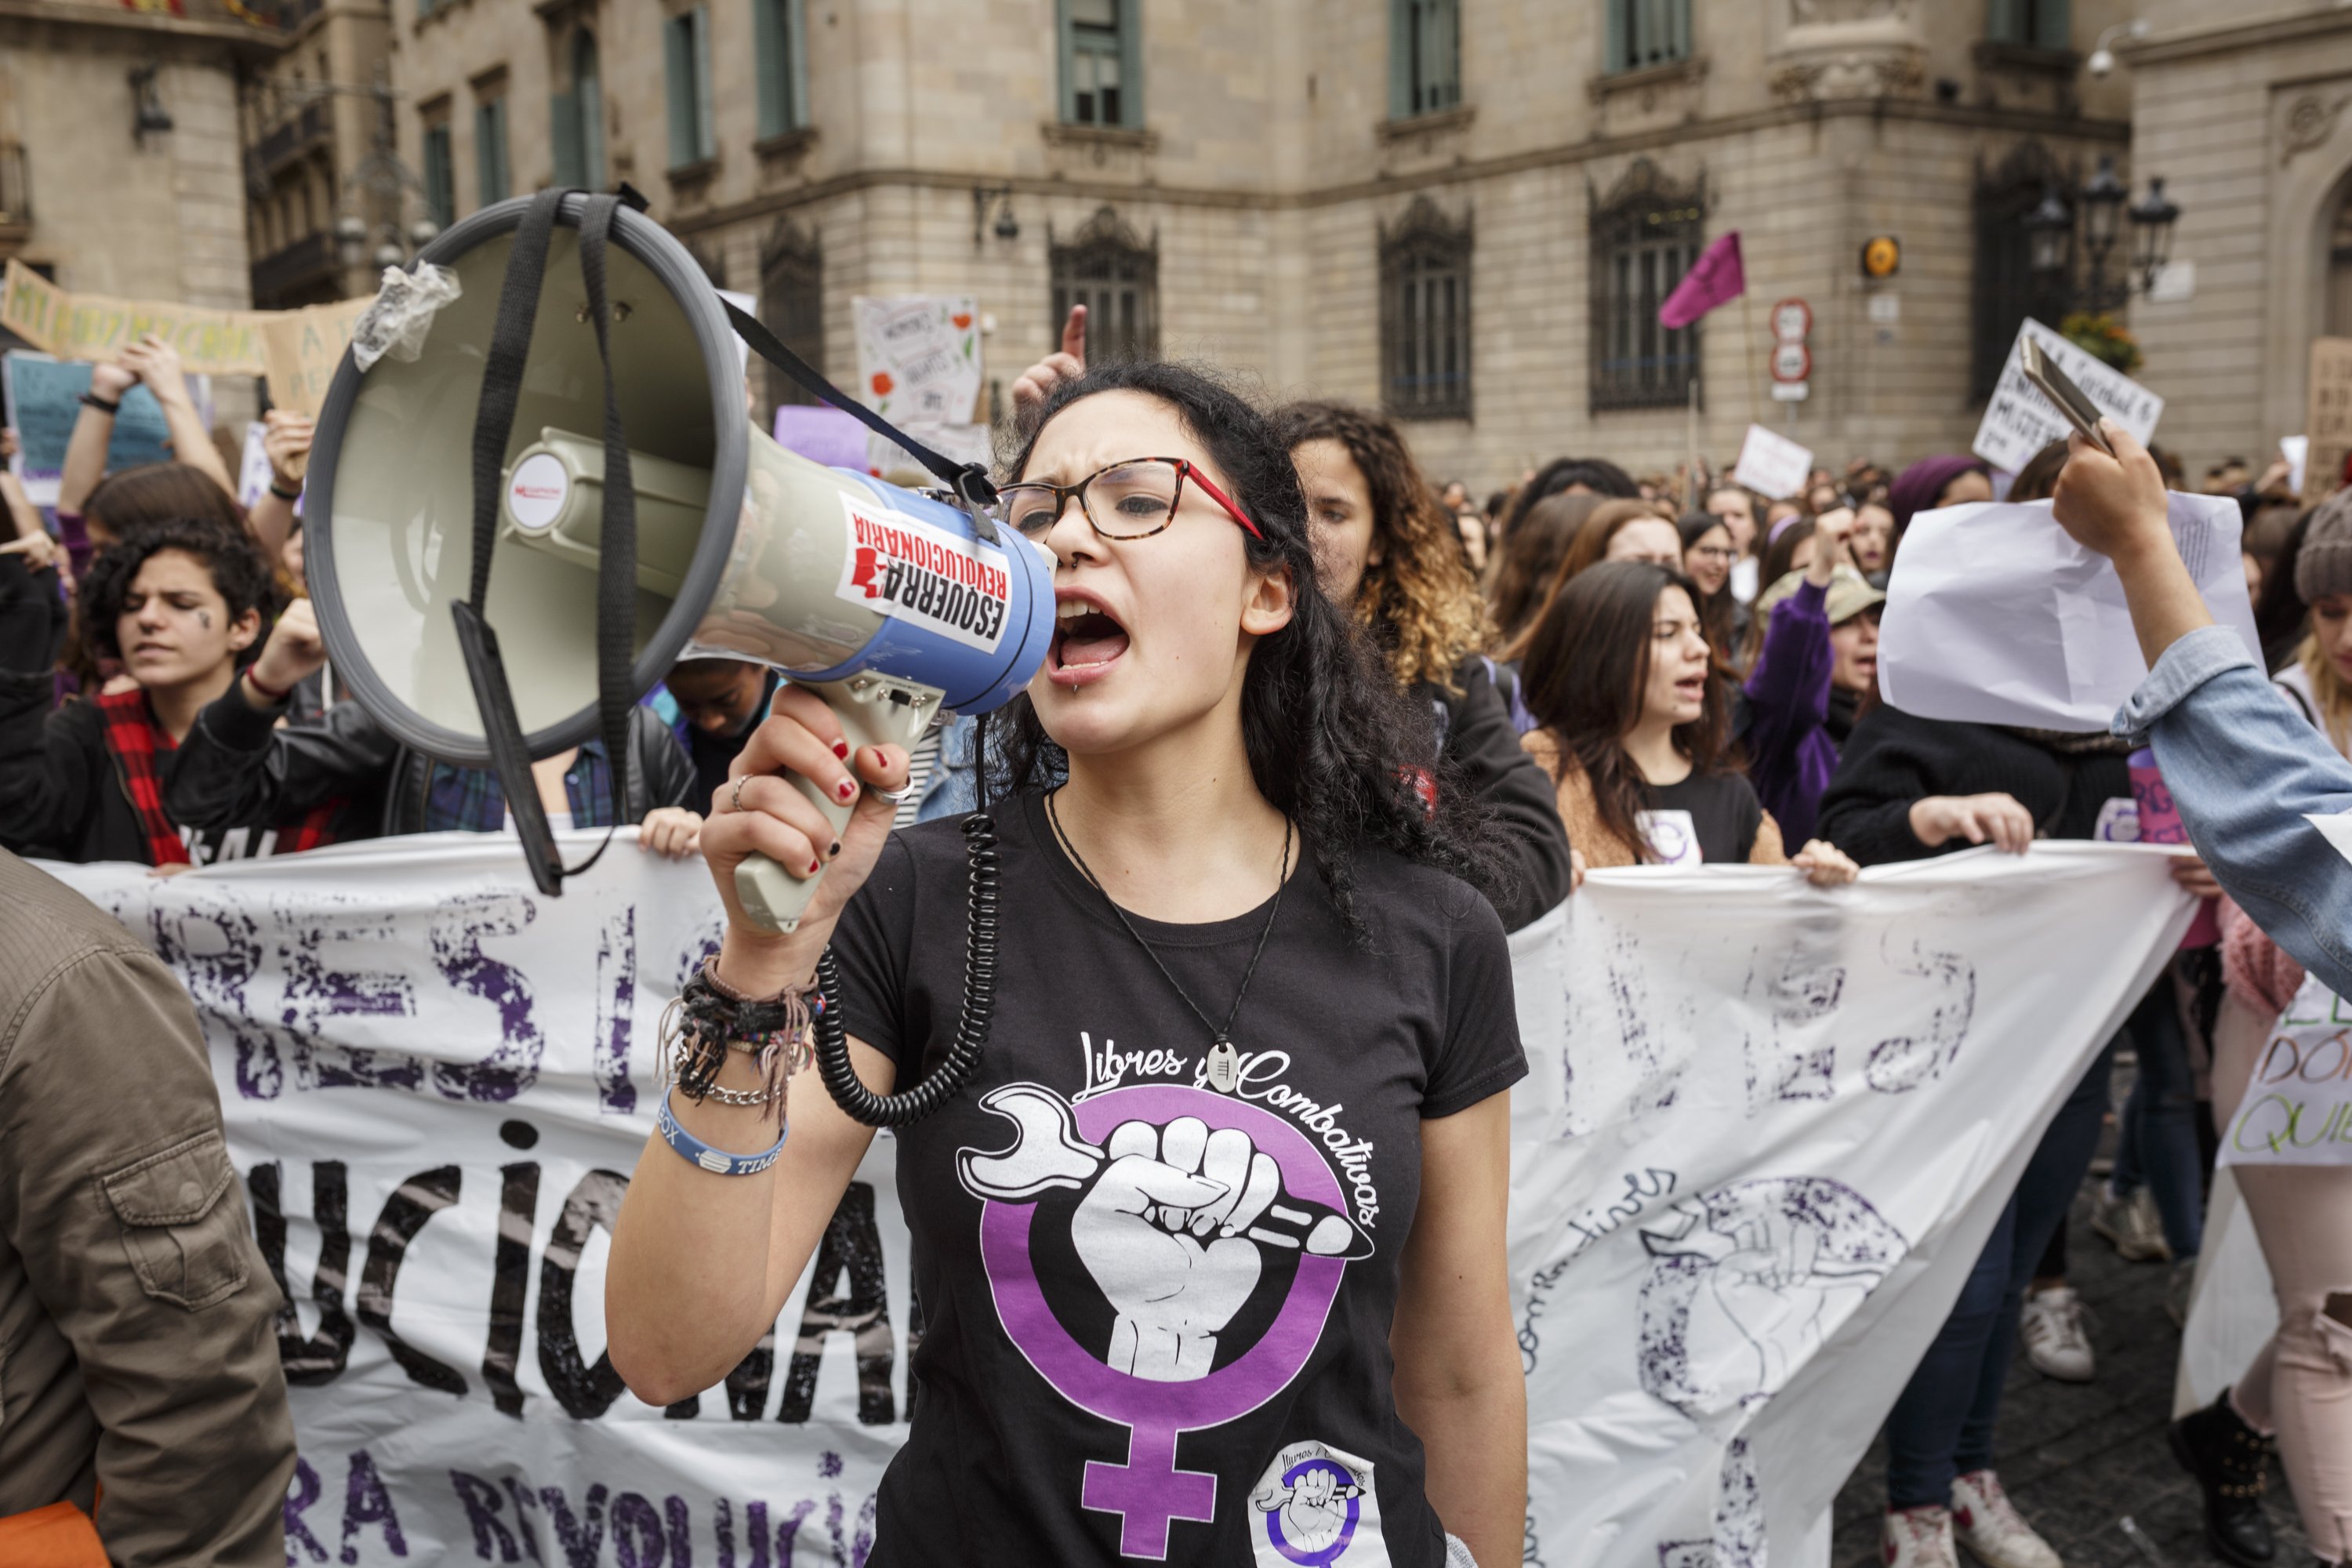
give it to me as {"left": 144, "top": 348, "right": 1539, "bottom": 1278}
{"left": 609, "top": 363, "right": 1526, "bottom": 1568}
{"left": 1516, "top": 560, "right": 1857, "bottom": 882}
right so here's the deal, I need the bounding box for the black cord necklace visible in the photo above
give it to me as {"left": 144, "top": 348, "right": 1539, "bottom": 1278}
{"left": 1044, "top": 790, "right": 1292, "bottom": 1094}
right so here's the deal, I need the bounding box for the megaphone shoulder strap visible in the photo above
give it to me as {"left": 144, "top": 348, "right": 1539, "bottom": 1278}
{"left": 452, "top": 187, "right": 635, "bottom": 897}
{"left": 720, "top": 299, "right": 1001, "bottom": 539}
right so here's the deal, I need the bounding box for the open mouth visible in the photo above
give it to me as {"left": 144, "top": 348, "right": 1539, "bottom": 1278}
{"left": 1051, "top": 597, "right": 1130, "bottom": 681}
{"left": 1674, "top": 674, "right": 1706, "bottom": 702}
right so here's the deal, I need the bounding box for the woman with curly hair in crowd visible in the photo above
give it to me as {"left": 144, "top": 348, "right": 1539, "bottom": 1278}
{"left": 1275, "top": 399, "right": 1576, "bottom": 930}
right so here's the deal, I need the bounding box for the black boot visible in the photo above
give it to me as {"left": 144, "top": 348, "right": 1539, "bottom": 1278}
{"left": 2169, "top": 1389, "right": 2277, "bottom": 1568}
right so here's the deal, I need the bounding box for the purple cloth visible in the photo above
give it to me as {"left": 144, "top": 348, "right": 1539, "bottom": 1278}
{"left": 1886, "top": 455, "right": 1987, "bottom": 533}
{"left": 1742, "top": 578, "right": 1837, "bottom": 846}
{"left": 1658, "top": 232, "right": 1745, "bottom": 330}
{"left": 55, "top": 508, "right": 94, "bottom": 581}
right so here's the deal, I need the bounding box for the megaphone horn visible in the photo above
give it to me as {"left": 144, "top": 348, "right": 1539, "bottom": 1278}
{"left": 304, "top": 190, "right": 1054, "bottom": 936}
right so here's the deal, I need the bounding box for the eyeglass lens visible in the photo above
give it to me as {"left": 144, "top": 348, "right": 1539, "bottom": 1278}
{"left": 1005, "top": 459, "right": 1183, "bottom": 539}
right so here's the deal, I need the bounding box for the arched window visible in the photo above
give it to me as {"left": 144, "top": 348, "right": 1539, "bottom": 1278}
{"left": 1971, "top": 141, "right": 2071, "bottom": 403}
{"left": 1050, "top": 206, "right": 1158, "bottom": 364}
{"left": 2328, "top": 182, "right": 2352, "bottom": 338}
{"left": 1588, "top": 158, "right": 1702, "bottom": 412}
{"left": 1381, "top": 195, "right": 1473, "bottom": 420}
{"left": 760, "top": 217, "right": 824, "bottom": 408}
{"left": 552, "top": 27, "right": 604, "bottom": 190}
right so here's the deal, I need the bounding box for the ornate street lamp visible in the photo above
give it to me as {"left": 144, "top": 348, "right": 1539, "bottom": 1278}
{"left": 2129, "top": 176, "right": 2181, "bottom": 295}
{"left": 2080, "top": 153, "right": 2127, "bottom": 299}
{"left": 2024, "top": 183, "right": 2074, "bottom": 281}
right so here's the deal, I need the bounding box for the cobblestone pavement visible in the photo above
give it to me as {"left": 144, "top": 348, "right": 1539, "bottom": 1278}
{"left": 1831, "top": 1187, "right": 2310, "bottom": 1568}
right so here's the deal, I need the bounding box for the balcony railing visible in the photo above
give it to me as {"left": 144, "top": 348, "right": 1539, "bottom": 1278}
{"left": 0, "top": 143, "right": 30, "bottom": 241}
{"left": 256, "top": 101, "right": 332, "bottom": 176}
{"left": 251, "top": 230, "right": 339, "bottom": 307}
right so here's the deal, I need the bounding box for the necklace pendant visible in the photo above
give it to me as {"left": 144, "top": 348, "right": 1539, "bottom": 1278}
{"left": 1205, "top": 1038, "right": 1240, "bottom": 1094}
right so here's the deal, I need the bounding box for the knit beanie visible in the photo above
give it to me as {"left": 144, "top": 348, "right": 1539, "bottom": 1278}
{"left": 1887, "top": 455, "right": 1990, "bottom": 532}
{"left": 2296, "top": 489, "right": 2352, "bottom": 604}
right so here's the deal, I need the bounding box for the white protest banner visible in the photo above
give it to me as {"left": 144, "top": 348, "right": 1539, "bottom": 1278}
{"left": 2219, "top": 971, "right": 2352, "bottom": 1164}
{"left": 1973, "top": 318, "right": 2164, "bottom": 475}
{"left": 44, "top": 837, "right": 2187, "bottom": 1567}
{"left": 2283, "top": 434, "right": 2311, "bottom": 498}
{"left": 852, "top": 296, "right": 982, "bottom": 424}
{"left": 1878, "top": 492, "right": 2261, "bottom": 731}
{"left": 1730, "top": 424, "right": 1812, "bottom": 501}
{"left": 2174, "top": 1171, "right": 2278, "bottom": 1417}
{"left": 1511, "top": 846, "right": 2188, "bottom": 1568}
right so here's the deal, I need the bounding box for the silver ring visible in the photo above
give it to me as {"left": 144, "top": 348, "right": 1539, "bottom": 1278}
{"left": 729, "top": 776, "right": 749, "bottom": 814}
{"left": 872, "top": 784, "right": 916, "bottom": 805}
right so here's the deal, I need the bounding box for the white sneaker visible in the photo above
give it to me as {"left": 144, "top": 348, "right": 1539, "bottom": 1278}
{"left": 2020, "top": 1286, "right": 2095, "bottom": 1382}
{"left": 1951, "top": 1470, "right": 2063, "bottom": 1568}
{"left": 2092, "top": 1186, "right": 2171, "bottom": 1262}
{"left": 1885, "top": 1504, "right": 1958, "bottom": 1568}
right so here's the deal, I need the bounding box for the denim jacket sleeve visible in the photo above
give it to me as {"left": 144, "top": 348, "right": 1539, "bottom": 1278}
{"left": 2115, "top": 624, "right": 2352, "bottom": 996}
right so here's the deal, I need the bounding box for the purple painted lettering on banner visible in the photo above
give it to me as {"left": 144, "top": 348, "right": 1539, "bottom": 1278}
{"left": 664, "top": 1496, "right": 695, "bottom": 1566}
{"left": 596, "top": 907, "right": 639, "bottom": 1115}
{"left": 539, "top": 1483, "right": 609, "bottom": 1568}
{"left": 773, "top": 1500, "right": 813, "bottom": 1568}
{"left": 340, "top": 1448, "right": 408, "bottom": 1563}
{"left": 1867, "top": 932, "right": 1977, "bottom": 1094}
{"left": 611, "top": 1492, "right": 666, "bottom": 1568}
{"left": 279, "top": 903, "right": 419, "bottom": 1094}
{"left": 499, "top": 1477, "right": 545, "bottom": 1563}
{"left": 285, "top": 1455, "right": 329, "bottom": 1563}
{"left": 430, "top": 892, "right": 543, "bottom": 1101}
{"left": 145, "top": 895, "right": 283, "bottom": 1098}
{"left": 449, "top": 1470, "right": 523, "bottom": 1563}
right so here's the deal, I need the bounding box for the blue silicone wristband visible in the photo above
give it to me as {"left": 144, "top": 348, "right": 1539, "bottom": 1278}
{"left": 656, "top": 1088, "right": 787, "bottom": 1176}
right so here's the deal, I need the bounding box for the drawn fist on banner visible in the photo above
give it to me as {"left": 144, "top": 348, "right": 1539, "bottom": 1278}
{"left": 1074, "top": 1116, "right": 1282, "bottom": 1382}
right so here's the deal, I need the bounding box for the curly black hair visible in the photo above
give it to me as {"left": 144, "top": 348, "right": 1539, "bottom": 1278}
{"left": 979, "top": 361, "right": 1508, "bottom": 931}
{"left": 78, "top": 515, "right": 280, "bottom": 662}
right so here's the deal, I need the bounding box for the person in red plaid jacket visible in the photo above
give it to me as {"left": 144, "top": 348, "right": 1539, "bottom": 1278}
{"left": 0, "top": 517, "right": 339, "bottom": 866}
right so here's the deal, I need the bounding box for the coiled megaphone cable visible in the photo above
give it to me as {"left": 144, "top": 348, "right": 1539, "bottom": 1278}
{"left": 812, "top": 811, "right": 999, "bottom": 1126}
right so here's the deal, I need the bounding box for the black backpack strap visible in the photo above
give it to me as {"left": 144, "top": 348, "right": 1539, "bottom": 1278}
{"left": 720, "top": 297, "right": 1001, "bottom": 540}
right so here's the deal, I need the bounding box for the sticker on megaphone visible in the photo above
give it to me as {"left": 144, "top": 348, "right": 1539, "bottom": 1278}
{"left": 837, "top": 494, "right": 1011, "bottom": 653}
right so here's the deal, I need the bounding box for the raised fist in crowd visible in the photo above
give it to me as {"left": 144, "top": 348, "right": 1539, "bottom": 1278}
{"left": 1011, "top": 305, "right": 1087, "bottom": 419}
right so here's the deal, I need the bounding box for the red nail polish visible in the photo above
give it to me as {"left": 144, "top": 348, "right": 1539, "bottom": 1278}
{"left": 832, "top": 741, "right": 850, "bottom": 760}
{"left": 808, "top": 858, "right": 822, "bottom": 874}
{"left": 837, "top": 779, "right": 856, "bottom": 800}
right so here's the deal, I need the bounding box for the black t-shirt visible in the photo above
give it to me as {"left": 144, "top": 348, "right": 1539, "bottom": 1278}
{"left": 830, "top": 793, "right": 1526, "bottom": 1566}
{"left": 1642, "top": 771, "right": 1765, "bottom": 865}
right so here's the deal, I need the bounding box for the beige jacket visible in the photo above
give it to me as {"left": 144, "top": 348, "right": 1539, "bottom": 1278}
{"left": 0, "top": 850, "right": 294, "bottom": 1565}
{"left": 1521, "top": 730, "right": 1788, "bottom": 869}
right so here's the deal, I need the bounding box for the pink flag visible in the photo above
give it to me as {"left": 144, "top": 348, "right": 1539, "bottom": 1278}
{"left": 1657, "top": 231, "right": 1744, "bottom": 330}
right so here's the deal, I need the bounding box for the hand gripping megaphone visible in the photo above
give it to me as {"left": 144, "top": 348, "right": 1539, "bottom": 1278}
{"left": 303, "top": 189, "right": 1051, "bottom": 935}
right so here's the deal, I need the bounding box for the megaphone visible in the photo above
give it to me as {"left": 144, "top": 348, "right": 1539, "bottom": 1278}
{"left": 303, "top": 191, "right": 1053, "bottom": 939}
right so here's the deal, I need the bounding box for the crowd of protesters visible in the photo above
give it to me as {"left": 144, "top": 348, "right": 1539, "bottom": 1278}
{"left": 0, "top": 310, "right": 2341, "bottom": 1568}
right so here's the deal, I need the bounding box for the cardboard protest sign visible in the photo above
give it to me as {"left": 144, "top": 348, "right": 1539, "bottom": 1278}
{"left": 1731, "top": 423, "right": 1813, "bottom": 500}
{"left": 259, "top": 298, "right": 372, "bottom": 417}
{"left": 2, "top": 350, "right": 175, "bottom": 507}
{"left": 853, "top": 295, "right": 982, "bottom": 423}
{"left": 1973, "top": 318, "right": 2163, "bottom": 474}
{"left": 2219, "top": 971, "right": 2352, "bottom": 1165}
{"left": 3, "top": 259, "right": 268, "bottom": 377}
{"left": 2307, "top": 338, "right": 2352, "bottom": 501}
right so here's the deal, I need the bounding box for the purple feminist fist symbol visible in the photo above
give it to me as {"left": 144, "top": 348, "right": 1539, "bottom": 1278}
{"left": 963, "top": 1084, "right": 1367, "bottom": 1560}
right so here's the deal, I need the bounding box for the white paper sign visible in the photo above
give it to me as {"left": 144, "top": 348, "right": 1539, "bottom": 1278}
{"left": 39, "top": 837, "right": 2189, "bottom": 1567}
{"left": 852, "top": 295, "right": 982, "bottom": 423}
{"left": 2308, "top": 810, "right": 2352, "bottom": 867}
{"left": 1972, "top": 318, "right": 2165, "bottom": 474}
{"left": 2220, "top": 970, "right": 2352, "bottom": 1164}
{"left": 2284, "top": 434, "right": 2311, "bottom": 497}
{"left": 1878, "top": 492, "right": 2261, "bottom": 730}
{"left": 1732, "top": 423, "right": 1813, "bottom": 500}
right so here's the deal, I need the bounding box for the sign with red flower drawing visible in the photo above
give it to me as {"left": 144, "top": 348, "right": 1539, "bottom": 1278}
{"left": 852, "top": 294, "right": 982, "bottom": 423}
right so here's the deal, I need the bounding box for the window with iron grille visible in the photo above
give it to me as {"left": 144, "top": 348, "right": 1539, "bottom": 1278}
{"left": 474, "top": 93, "right": 510, "bottom": 207}
{"left": 1051, "top": 206, "right": 1158, "bottom": 364}
{"left": 1060, "top": 0, "right": 1142, "bottom": 129}
{"left": 755, "top": 0, "right": 809, "bottom": 139}
{"left": 421, "top": 121, "right": 454, "bottom": 230}
{"left": 665, "top": 6, "right": 717, "bottom": 169}
{"left": 1588, "top": 159, "right": 1703, "bottom": 412}
{"left": 1971, "top": 142, "right": 2071, "bottom": 403}
{"left": 1605, "top": 0, "right": 1691, "bottom": 73}
{"left": 1389, "top": 0, "right": 1461, "bottom": 120}
{"left": 1380, "top": 197, "right": 1473, "bottom": 421}
{"left": 760, "top": 218, "right": 824, "bottom": 408}
{"left": 551, "top": 28, "right": 604, "bottom": 190}
{"left": 1987, "top": 0, "right": 2070, "bottom": 49}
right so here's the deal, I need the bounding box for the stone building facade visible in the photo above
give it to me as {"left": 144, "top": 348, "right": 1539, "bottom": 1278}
{"left": 2121, "top": 2, "right": 2352, "bottom": 481}
{"left": 0, "top": 0, "right": 275, "bottom": 423}
{"left": 387, "top": 0, "right": 2140, "bottom": 486}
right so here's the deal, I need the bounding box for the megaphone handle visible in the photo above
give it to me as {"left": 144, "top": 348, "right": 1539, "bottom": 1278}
{"left": 733, "top": 677, "right": 938, "bottom": 934}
